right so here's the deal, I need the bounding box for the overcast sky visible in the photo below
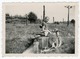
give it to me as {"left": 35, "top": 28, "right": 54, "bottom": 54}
{"left": 4, "top": 2, "right": 78, "bottom": 23}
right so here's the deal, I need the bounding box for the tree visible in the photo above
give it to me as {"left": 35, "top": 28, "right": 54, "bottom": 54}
{"left": 6, "top": 13, "right": 10, "bottom": 20}
{"left": 54, "top": 22, "right": 59, "bottom": 24}
{"left": 36, "top": 19, "right": 41, "bottom": 24}
{"left": 6, "top": 13, "right": 12, "bottom": 23}
{"left": 71, "top": 19, "right": 75, "bottom": 26}
{"left": 28, "top": 12, "right": 37, "bottom": 23}
{"left": 6, "top": 13, "right": 9, "bottom": 17}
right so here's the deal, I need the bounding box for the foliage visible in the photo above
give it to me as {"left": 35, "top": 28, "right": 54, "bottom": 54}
{"left": 71, "top": 19, "right": 75, "bottom": 26}
{"left": 36, "top": 19, "right": 41, "bottom": 24}
{"left": 54, "top": 22, "right": 59, "bottom": 24}
{"left": 28, "top": 12, "right": 37, "bottom": 23}
{"left": 6, "top": 13, "right": 10, "bottom": 17}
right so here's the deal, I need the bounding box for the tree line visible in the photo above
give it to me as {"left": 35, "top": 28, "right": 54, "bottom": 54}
{"left": 6, "top": 11, "right": 75, "bottom": 26}
{"left": 6, "top": 12, "right": 41, "bottom": 24}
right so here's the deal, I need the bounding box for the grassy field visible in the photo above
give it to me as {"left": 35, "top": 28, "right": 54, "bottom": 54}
{"left": 6, "top": 23, "right": 75, "bottom": 54}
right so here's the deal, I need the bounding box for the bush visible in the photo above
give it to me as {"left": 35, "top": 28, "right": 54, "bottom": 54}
{"left": 71, "top": 19, "right": 75, "bottom": 26}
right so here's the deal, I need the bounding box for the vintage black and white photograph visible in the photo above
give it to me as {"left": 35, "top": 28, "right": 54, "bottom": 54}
{"left": 3, "top": 2, "right": 78, "bottom": 55}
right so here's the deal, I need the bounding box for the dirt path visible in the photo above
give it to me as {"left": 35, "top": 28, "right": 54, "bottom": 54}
{"left": 23, "top": 45, "right": 34, "bottom": 54}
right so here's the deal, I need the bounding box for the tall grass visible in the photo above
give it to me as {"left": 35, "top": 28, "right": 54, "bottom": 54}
{"left": 6, "top": 23, "right": 75, "bottom": 54}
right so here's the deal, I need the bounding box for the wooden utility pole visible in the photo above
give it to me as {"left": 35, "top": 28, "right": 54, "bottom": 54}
{"left": 65, "top": 5, "right": 72, "bottom": 26}
{"left": 43, "top": 5, "right": 45, "bottom": 21}
{"left": 63, "top": 18, "right": 64, "bottom": 23}
{"left": 53, "top": 17, "right": 54, "bottom": 23}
